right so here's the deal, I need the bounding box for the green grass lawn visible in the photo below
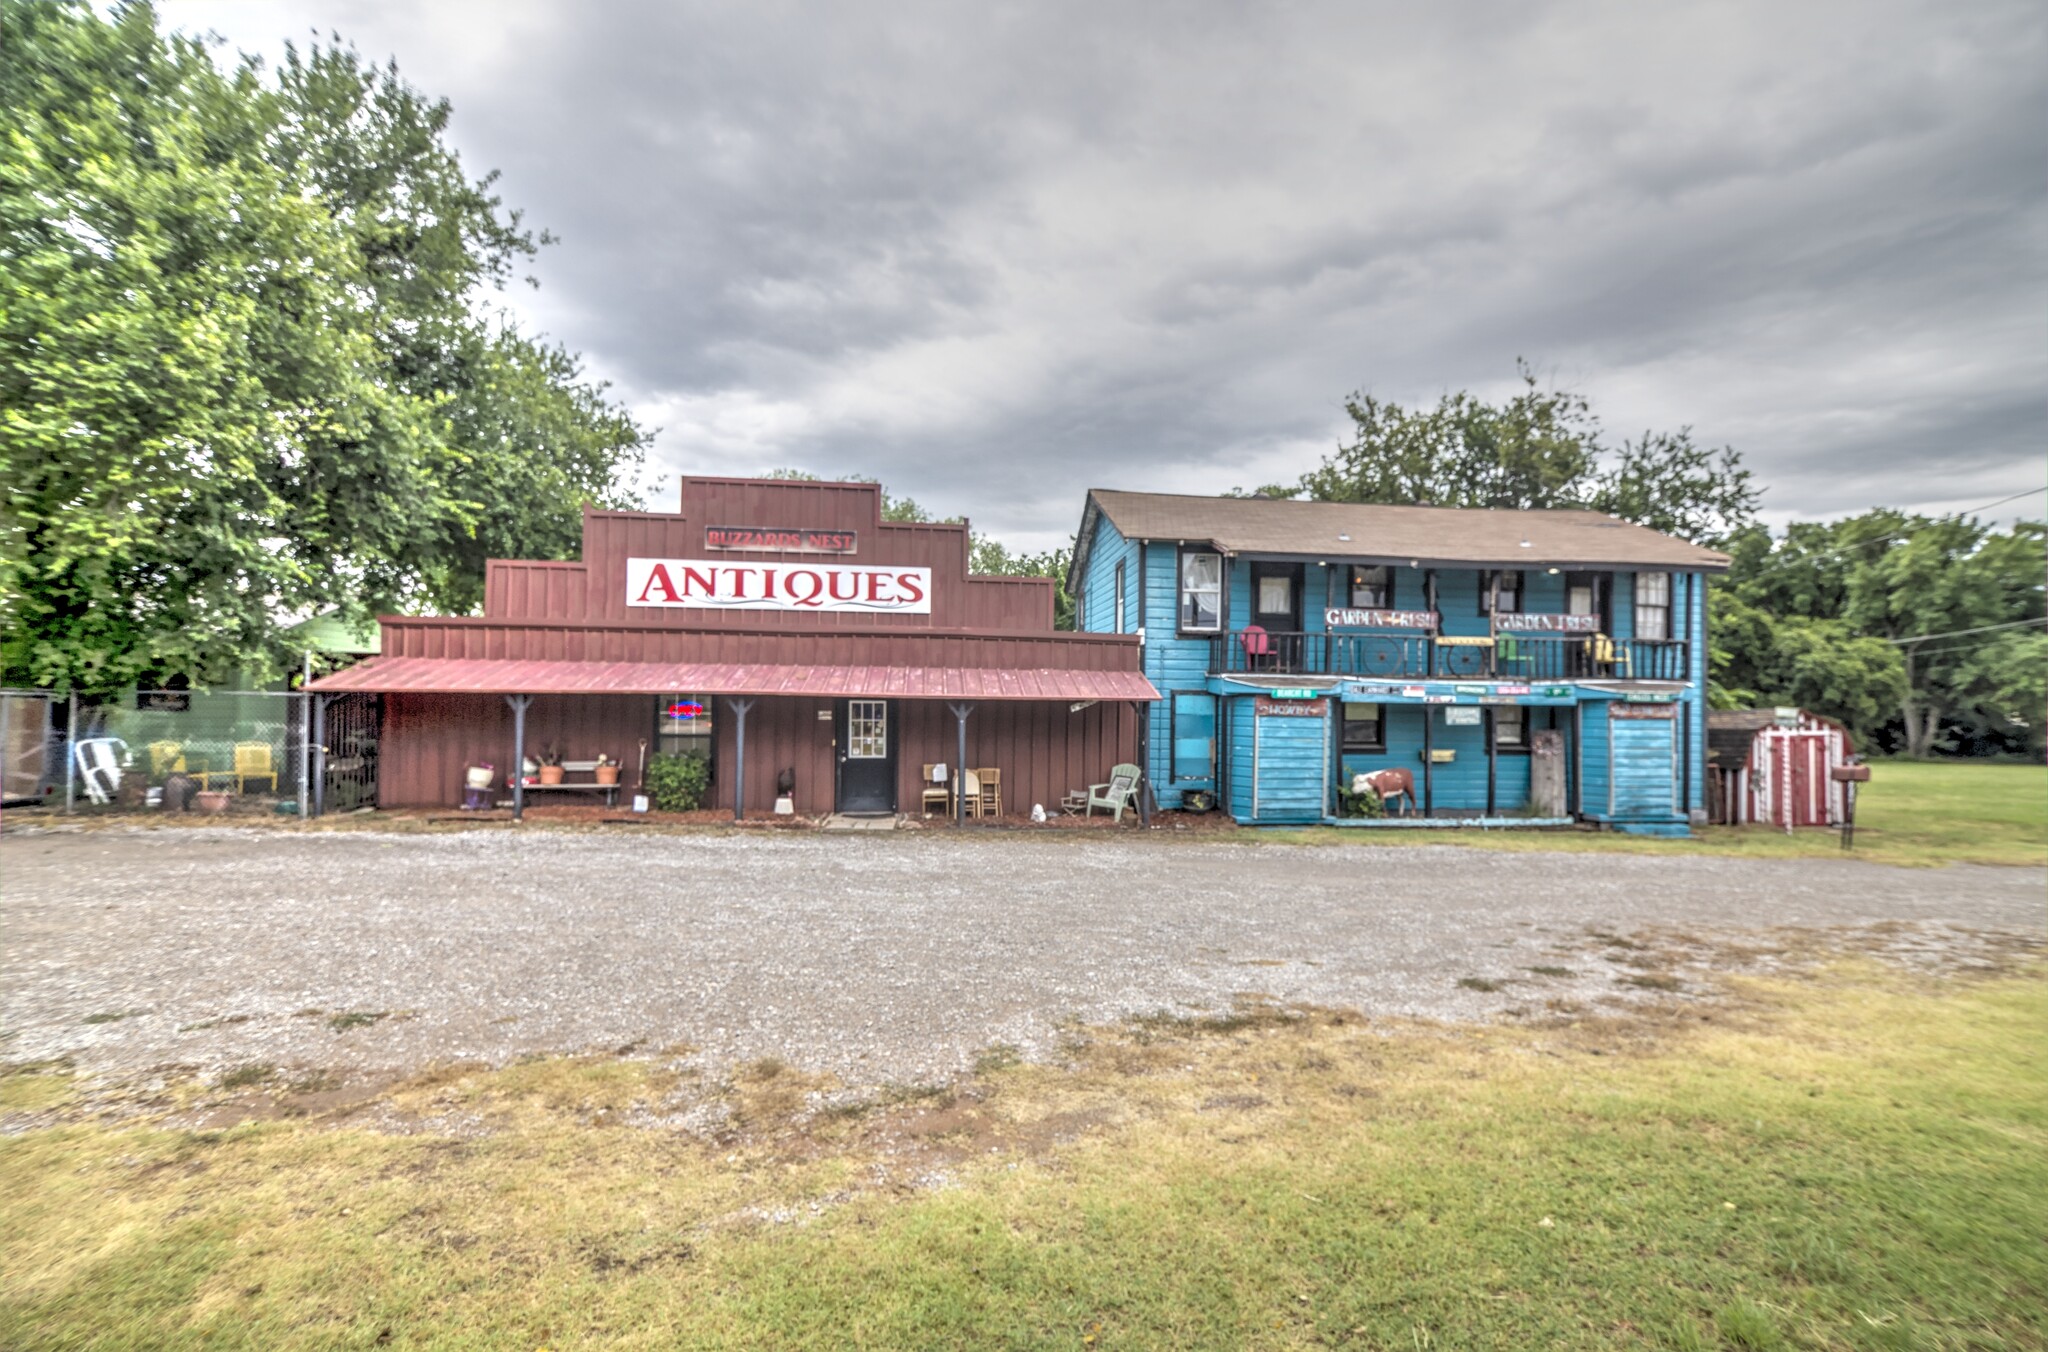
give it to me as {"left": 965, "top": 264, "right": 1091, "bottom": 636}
{"left": 4, "top": 963, "right": 2043, "bottom": 1349}
{"left": 1282, "top": 760, "right": 2048, "bottom": 868}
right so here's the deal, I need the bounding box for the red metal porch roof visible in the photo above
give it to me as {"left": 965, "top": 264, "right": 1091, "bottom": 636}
{"left": 307, "top": 656, "right": 1160, "bottom": 702}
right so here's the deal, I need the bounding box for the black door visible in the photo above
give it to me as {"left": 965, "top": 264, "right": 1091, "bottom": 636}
{"left": 835, "top": 698, "right": 897, "bottom": 814}
{"left": 1250, "top": 561, "right": 1304, "bottom": 669}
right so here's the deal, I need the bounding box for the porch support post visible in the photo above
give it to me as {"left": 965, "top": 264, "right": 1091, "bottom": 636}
{"left": 949, "top": 702, "right": 973, "bottom": 825}
{"left": 64, "top": 693, "right": 77, "bottom": 814}
{"left": 1570, "top": 701, "right": 1584, "bottom": 817}
{"left": 729, "top": 697, "right": 755, "bottom": 822}
{"left": 1134, "top": 701, "right": 1151, "bottom": 826}
{"left": 1485, "top": 707, "right": 1498, "bottom": 816}
{"left": 504, "top": 694, "right": 531, "bottom": 821}
{"left": 1422, "top": 705, "right": 1434, "bottom": 817}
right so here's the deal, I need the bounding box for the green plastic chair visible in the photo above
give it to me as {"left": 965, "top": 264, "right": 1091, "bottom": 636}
{"left": 1085, "top": 763, "right": 1142, "bottom": 822}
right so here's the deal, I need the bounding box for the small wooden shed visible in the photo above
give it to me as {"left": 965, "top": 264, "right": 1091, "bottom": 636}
{"left": 1706, "top": 708, "right": 1855, "bottom": 828}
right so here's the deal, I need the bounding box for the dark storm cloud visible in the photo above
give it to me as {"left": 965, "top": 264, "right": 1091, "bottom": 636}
{"left": 173, "top": 0, "right": 2047, "bottom": 546}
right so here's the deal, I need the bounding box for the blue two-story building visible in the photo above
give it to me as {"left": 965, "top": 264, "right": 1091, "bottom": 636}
{"left": 1068, "top": 491, "right": 1727, "bottom": 835}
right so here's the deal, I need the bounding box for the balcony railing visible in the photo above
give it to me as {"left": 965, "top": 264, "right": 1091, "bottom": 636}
{"left": 1208, "top": 631, "right": 1690, "bottom": 682}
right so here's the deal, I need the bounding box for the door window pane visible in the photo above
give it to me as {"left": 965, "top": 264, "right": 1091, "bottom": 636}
{"left": 847, "top": 700, "right": 888, "bottom": 758}
{"left": 1258, "top": 575, "right": 1292, "bottom": 614}
{"left": 1172, "top": 694, "right": 1217, "bottom": 781}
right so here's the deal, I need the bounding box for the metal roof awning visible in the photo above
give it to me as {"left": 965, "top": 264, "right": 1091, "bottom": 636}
{"left": 307, "top": 656, "right": 1161, "bottom": 702}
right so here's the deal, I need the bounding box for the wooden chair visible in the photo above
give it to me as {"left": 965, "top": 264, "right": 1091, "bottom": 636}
{"left": 955, "top": 769, "right": 982, "bottom": 818}
{"left": 920, "top": 764, "right": 951, "bottom": 817}
{"left": 1085, "top": 763, "right": 1142, "bottom": 822}
{"left": 973, "top": 767, "right": 1000, "bottom": 819}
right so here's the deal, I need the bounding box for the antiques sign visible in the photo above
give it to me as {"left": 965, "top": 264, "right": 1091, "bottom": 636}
{"left": 627, "top": 558, "right": 932, "bottom": 613}
{"left": 1494, "top": 612, "right": 1600, "bottom": 634}
{"left": 1325, "top": 608, "right": 1438, "bottom": 629}
{"left": 705, "top": 525, "right": 858, "bottom": 554}
{"left": 1254, "top": 696, "right": 1328, "bottom": 717}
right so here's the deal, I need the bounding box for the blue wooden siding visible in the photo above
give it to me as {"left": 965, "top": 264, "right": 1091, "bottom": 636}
{"left": 1072, "top": 516, "right": 1710, "bottom": 829}
{"left": 1610, "top": 716, "right": 1678, "bottom": 817}
{"left": 1232, "top": 701, "right": 1328, "bottom": 823}
{"left": 1079, "top": 516, "right": 1138, "bottom": 637}
{"left": 1142, "top": 541, "right": 1219, "bottom": 807}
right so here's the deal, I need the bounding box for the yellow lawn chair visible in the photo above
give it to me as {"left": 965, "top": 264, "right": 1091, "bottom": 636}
{"left": 148, "top": 740, "right": 187, "bottom": 778}
{"left": 1585, "top": 633, "right": 1633, "bottom": 677}
{"left": 231, "top": 741, "right": 277, "bottom": 793}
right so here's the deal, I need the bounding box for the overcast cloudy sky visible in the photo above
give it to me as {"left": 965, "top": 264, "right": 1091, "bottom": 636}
{"left": 167, "top": 0, "right": 2045, "bottom": 550}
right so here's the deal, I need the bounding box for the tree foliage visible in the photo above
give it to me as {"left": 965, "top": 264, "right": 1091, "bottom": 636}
{"left": 1716, "top": 512, "right": 2045, "bottom": 755}
{"left": 1292, "top": 363, "right": 1760, "bottom": 545}
{"left": 0, "top": 2, "right": 644, "bottom": 692}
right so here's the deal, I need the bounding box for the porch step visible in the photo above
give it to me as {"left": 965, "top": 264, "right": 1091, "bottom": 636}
{"left": 822, "top": 813, "right": 900, "bottom": 832}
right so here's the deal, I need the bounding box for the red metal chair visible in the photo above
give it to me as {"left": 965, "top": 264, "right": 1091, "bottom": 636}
{"left": 1238, "top": 624, "right": 1271, "bottom": 668}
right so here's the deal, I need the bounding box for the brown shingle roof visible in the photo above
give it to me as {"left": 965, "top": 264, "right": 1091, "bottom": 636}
{"left": 1086, "top": 490, "right": 1731, "bottom": 571}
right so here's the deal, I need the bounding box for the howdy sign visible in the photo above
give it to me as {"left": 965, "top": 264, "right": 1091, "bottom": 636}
{"left": 1494, "top": 612, "right": 1600, "bottom": 634}
{"left": 1325, "top": 608, "right": 1438, "bottom": 629}
{"left": 705, "top": 525, "right": 858, "bottom": 554}
{"left": 627, "top": 558, "right": 932, "bottom": 613}
{"left": 1254, "top": 696, "right": 1327, "bottom": 717}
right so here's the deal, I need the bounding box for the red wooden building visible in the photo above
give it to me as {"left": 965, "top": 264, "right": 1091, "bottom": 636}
{"left": 1705, "top": 708, "right": 1856, "bottom": 828}
{"left": 309, "top": 477, "right": 1159, "bottom": 817}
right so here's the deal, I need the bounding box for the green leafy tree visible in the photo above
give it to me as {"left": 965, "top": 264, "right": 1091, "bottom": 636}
{"left": 0, "top": 3, "right": 644, "bottom": 692}
{"left": 1296, "top": 362, "right": 1760, "bottom": 545}
{"left": 1717, "top": 512, "right": 2045, "bottom": 755}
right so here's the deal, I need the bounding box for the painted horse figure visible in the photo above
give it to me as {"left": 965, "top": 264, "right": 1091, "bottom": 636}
{"left": 1353, "top": 768, "right": 1415, "bottom": 816}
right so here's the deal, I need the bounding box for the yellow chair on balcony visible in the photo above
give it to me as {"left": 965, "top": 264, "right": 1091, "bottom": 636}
{"left": 1585, "top": 633, "right": 1633, "bottom": 677}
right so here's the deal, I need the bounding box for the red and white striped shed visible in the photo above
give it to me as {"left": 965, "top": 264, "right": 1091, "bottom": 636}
{"left": 1705, "top": 708, "right": 1856, "bottom": 829}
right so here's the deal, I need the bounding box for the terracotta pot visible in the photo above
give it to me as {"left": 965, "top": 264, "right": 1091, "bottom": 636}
{"left": 538, "top": 765, "right": 566, "bottom": 785}
{"left": 594, "top": 766, "right": 620, "bottom": 786}
{"left": 193, "top": 790, "right": 231, "bottom": 814}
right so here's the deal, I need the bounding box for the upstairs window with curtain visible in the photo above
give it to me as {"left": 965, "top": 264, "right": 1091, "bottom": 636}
{"left": 1180, "top": 551, "right": 1222, "bottom": 632}
{"left": 1635, "top": 572, "right": 1672, "bottom": 640}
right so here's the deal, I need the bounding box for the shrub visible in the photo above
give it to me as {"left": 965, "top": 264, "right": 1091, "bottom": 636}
{"left": 1335, "top": 784, "right": 1385, "bottom": 818}
{"left": 646, "top": 753, "right": 711, "bottom": 812}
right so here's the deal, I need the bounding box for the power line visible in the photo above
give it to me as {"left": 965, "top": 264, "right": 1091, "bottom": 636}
{"left": 1725, "top": 485, "right": 2045, "bottom": 582}
{"left": 1894, "top": 635, "right": 2046, "bottom": 663}
{"left": 1889, "top": 616, "right": 2048, "bottom": 645}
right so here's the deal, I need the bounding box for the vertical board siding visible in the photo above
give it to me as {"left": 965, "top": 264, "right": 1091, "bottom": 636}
{"left": 1610, "top": 716, "right": 1678, "bottom": 819}
{"left": 1240, "top": 709, "right": 1329, "bottom": 823}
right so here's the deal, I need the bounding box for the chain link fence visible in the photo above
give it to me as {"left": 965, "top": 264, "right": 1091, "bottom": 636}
{"left": 0, "top": 689, "right": 376, "bottom": 819}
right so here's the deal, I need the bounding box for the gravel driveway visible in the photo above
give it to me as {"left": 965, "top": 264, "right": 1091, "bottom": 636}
{"left": 4, "top": 828, "right": 2040, "bottom": 1089}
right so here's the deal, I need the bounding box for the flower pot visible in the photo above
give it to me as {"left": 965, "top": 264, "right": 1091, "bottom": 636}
{"left": 594, "top": 766, "right": 620, "bottom": 786}
{"left": 538, "top": 765, "right": 566, "bottom": 785}
{"left": 193, "top": 790, "right": 231, "bottom": 814}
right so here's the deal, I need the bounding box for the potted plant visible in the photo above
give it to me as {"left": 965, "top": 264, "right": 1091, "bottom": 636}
{"left": 536, "top": 744, "right": 566, "bottom": 785}
{"left": 593, "top": 753, "right": 620, "bottom": 786}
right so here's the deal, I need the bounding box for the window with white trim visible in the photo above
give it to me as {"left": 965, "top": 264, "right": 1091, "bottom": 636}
{"left": 1113, "top": 560, "right": 1126, "bottom": 633}
{"left": 1179, "top": 551, "right": 1222, "bottom": 632}
{"left": 1634, "top": 572, "right": 1672, "bottom": 641}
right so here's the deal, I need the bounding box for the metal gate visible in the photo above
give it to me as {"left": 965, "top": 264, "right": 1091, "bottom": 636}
{"left": 320, "top": 693, "right": 381, "bottom": 813}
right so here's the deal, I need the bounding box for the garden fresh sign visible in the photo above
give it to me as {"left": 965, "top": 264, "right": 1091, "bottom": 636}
{"left": 626, "top": 558, "right": 933, "bottom": 613}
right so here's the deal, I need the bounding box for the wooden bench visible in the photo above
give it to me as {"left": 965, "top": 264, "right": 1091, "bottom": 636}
{"left": 522, "top": 759, "right": 621, "bottom": 806}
